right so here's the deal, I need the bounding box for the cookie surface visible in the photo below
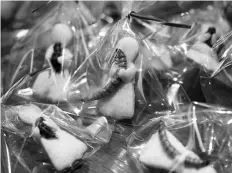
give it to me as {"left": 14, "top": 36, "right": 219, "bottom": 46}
{"left": 17, "top": 104, "right": 42, "bottom": 125}
{"left": 41, "top": 130, "right": 87, "bottom": 171}
{"left": 97, "top": 83, "right": 135, "bottom": 119}
{"left": 139, "top": 130, "right": 201, "bottom": 171}
{"left": 51, "top": 23, "right": 73, "bottom": 46}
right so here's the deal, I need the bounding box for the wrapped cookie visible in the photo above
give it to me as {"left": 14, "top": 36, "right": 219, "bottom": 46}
{"left": 127, "top": 102, "right": 232, "bottom": 173}
{"left": 2, "top": 1, "right": 97, "bottom": 104}
{"left": 1, "top": 103, "right": 113, "bottom": 173}
{"left": 201, "top": 30, "right": 232, "bottom": 108}
{"left": 67, "top": 1, "right": 169, "bottom": 124}
{"left": 137, "top": 6, "right": 227, "bottom": 104}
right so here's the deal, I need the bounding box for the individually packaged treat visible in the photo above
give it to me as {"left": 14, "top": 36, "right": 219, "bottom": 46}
{"left": 127, "top": 102, "right": 232, "bottom": 173}
{"left": 2, "top": 1, "right": 97, "bottom": 104}
{"left": 1, "top": 102, "right": 113, "bottom": 173}
{"left": 66, "top": 1, "right": 171, "bottom": 124}
{"left": 123, "top": 3, "right": 205, "bottom": 106}
{"left": 135, "top": 3, "right": 231, "bottom": 103}
{"left": 200, "top": 30, "right": 232, "bottom": 108}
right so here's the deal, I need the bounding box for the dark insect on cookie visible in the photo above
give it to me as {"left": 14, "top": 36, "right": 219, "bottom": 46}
{"left": 35, "top": 117, "right": 58, "bottom": 139}
{"left": 50, "top": 42, "right": 63, "bottom": 73}
{"left": 80, "top": 48, "right": 127, "bottom": 102}
{"left": 80, "top": 69, "right": 123, "bottom": 101}
{"left": 158, "top": 121, "right": 209, "bottom": 169}
{"left": 114, "top": 48, "right": 127, "bottom": 69}
{"left": 158, "top": 121, "right": 180, "bottom": 159}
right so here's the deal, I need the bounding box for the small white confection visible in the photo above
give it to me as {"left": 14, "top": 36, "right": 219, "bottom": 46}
{"left": 98, "top": 83, "right": 135, "bottom": 119}
{"left": 47, "top": 70, "right": 69, "bottom": 101}
{"left": 139, "top": 130, "right": 201, "bottom": 171}
{"left": 32, "top": 117, "right": 88, "bottom": 171}
{"left": 186, "top": 42, "right": 219, "bottom": 71}
{"left": 32, "top": 70, "right": 53, "bottom": 98}
{"left": 17, "top": 104, "right": 42, "bottom": 125}
{"left": 41, "top": 128, "right": 87, "bottom": 171}
{"left": 97, "top": 37, "right": 139, "bottom": 119}
{"left": 51, "top": 23, "right": 73, "bottom": 46}
{"left": 85, "top": 116, "right": 106, "bottom": 137}
{"left": 116, "top": 37, "right": 139, "bottom": 63}
{"left": 118, "top": 64, "right": 137, "bottom": 83}
{"left": 32, "top": 70, "right": 69, "bottom": 102}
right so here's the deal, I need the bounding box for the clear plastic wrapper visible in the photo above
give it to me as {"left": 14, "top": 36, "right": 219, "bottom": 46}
{"left": 136, "top": 3, "right": 231, "bottom": 103}
{"left": 127, "top": 8, "right": 201, "bottom": 105}
{"left": 1, "top": 1, "right": 59, "bottom": 58}
{"left": 200, "top": 30, "right": 232, "bottom": 108}
{"left": 1, "top": 102, "right": 113, "bottom": 173}
{"left": 66, "top": 1, "right": 172, "bottom": 125}
{"left": 2, "top": 1, "right": 97, "bottom": 104}
{"left": 85, "top": 2, "right": 122, "bottom": 53}
{"left": 127, "top": 102, "right": 232, "bottom": 173}
{"left": 137, "top": 1, "right": 216, "bottom": 21}
{"left": 144, "top": 2, "right": 231, "bottom": 47}
{"left": 1, "top": 1, "right": 58, "bottom": 32}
